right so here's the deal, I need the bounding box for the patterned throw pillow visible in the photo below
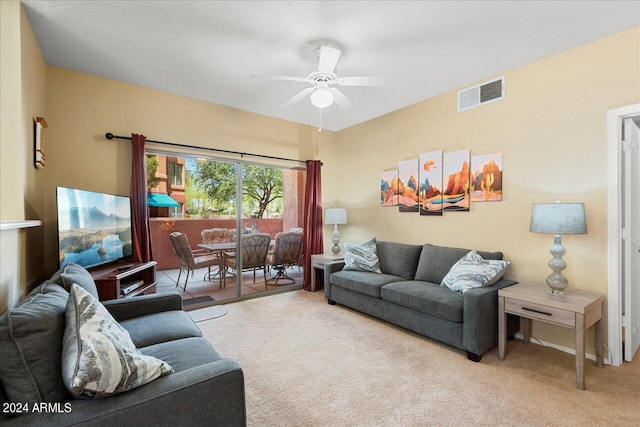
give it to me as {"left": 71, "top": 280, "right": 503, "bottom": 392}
{"left": 441, "top": 250, "right": 511, "bottom": 294}
{"left": 62, "top": 284, "right": 173, "bottom": 399}
{"left": 343, "top": 238, "right": 382, "bottom": 273}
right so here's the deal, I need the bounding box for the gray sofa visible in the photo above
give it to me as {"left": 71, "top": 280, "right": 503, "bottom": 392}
{"left": 0, "top": 266, "right": 246, "bottom": 426}
{"left": 324, "top": 241, "right": 519, "bottom": 361}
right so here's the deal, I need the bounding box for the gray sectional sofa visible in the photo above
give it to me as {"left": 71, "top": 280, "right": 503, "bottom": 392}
{"left": 0, "top": 265, "right": 246, "bottom": 426}
{"left": 324, "top": 241, "right": 519, "bottom": 361}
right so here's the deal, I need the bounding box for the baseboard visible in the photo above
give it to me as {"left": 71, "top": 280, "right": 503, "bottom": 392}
{"left": 513, "top": 333, "right": 611, "bottom": 365}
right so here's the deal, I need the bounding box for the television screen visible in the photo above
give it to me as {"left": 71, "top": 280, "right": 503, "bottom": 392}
{"left": 56, "top": 186, "right": 133, "bottom": 269}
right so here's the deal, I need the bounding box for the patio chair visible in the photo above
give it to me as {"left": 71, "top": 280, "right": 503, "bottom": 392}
{"left": 266, "top": 232, "right": 303, "bottom": 285}
{"left": 224, "top": 233, "right": 271, "bottom": 290}
{"left": 201, "top": 228, "right": 230, "bottom": 244}
{"left": 169, "top": 232, "right": 223, "bottom": 291}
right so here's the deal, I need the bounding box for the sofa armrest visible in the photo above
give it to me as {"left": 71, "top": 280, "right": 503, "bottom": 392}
{"left": 4, "top": 358, "right": 246, "bottom": 427}
{"left": 462, "top": 279, "right": 519, "bottom": 357}
{"left": 323, "top": 260, "right": 345, "bottom": 300}
{"left": 103, "top": 291, "right": 183, "bottom": 322}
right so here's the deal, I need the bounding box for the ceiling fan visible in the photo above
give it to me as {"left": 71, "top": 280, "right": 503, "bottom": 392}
{"left": 252, "top": 45, "right": 381, "bottom": 110}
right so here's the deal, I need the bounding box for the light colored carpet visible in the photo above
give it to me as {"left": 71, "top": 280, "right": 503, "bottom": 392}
{"left": 198, "top": 290, "right": 640, "bottom": 426}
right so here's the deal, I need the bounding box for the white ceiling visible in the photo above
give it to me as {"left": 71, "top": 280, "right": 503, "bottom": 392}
{"left": 22, "top": 1, "right": 640, "bottom": 132}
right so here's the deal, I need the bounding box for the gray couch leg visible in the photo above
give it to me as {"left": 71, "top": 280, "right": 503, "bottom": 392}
{"left": 327, "top": 299, "right": 336, "bottom": 305}
{"left": 466, "top": 351, "right": 482, "bottom": 362}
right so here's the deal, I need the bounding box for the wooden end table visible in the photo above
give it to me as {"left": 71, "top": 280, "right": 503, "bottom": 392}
{"left": 498, "top": 282, "right": 604, "bottom": 390}
{"left": 310, "top": 254, "right": 344, "bottom": 291}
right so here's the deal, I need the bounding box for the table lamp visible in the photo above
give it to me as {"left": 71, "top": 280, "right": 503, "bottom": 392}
{"left": 529, "top": 201, "right": 587, "bottom": 294}
{"left": 325, "top": 207, "right": 348, "bottom": 255}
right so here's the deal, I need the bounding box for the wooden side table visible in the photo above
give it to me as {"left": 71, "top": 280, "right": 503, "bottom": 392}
{"left": 310, "top": 254, "right": 344, "bottom": 291}
{"left": 498, "top": 282, "right": 604, "bottom": 390}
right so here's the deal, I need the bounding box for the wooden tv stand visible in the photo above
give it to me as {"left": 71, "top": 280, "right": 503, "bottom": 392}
{"left": 89, "top": 261, "right": 157, "bottom": 301}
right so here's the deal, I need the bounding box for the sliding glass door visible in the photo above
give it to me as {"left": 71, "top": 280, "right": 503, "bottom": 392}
{"left": 147, "top": 151, "right": 304, "bottom": 305}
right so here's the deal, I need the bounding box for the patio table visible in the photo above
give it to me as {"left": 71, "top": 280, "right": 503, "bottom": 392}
{"left": 198, "top": 241, "right": 275, "bottom": 286}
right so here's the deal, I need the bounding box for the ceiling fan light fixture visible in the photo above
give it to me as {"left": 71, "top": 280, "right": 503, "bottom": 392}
{"left": 310, "top": 87, "right": 334, "bottom": 108}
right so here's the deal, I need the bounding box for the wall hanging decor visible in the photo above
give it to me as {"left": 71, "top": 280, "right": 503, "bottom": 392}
{"left": 442, "top": 149, "right": 470, "bottom": 212}
{"left": 398, "top": 159, "right": 419, "bottom": 212}
{"left": 419, "top": 150, "right": 443, "bottom": 216}
{"left": 34, "top": 116, "right": 47, "bottom": 169}
{"left": 381, "top": 170, "right": 399, "bottom": 206}
{"left": 471, "top": 153, "right": 503, "bottom": 202}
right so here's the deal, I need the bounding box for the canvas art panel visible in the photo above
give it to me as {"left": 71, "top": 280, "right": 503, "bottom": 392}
{"left": 471, "top": 153, "right": 503, "bottom": 202}
{"left": 442, "top": 150, "right": 470, "bottom": 212}
{"left": 381, "top": 170, "right": 399, "bottom": 206}
{"left": 418, "top": 151, "right": 443, "bottom": 216}
{"left": 398, "top": 159, "right": 419, "bottom": 212}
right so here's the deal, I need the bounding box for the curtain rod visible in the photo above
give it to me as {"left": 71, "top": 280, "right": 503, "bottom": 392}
{"left": 105, "top": 133, "right": 313, "bottom": 165}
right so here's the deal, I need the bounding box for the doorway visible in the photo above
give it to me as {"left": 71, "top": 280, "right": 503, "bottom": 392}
{"left": 607, "top": 103, "right": 640, "bottom": 366}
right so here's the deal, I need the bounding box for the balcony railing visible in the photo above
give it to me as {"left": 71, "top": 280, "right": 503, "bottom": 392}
{"left": 150, "top": 217, "right": 285, "bottom": 271}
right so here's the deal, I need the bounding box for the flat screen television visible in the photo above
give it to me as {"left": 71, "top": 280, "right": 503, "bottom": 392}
{"left": 56, "top": 186, "right": 133, "bottom": 269}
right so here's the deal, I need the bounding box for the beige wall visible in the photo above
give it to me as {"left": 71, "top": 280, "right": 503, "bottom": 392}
{"left": 1, "top": 1, "right": 24, "bottom": 221}
{"left": 0, "top": 2, "right": 47, "bottom": 311}
{"left": 42, "top": 66, "right": 338, "bottom": 276}
{"left": 333, "top": 26, "right": 640, "bottom": 352}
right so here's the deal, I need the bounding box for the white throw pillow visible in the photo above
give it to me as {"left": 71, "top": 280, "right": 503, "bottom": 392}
{"left": 343, "top": 238, "right": 382, "bottom": 273}
{"left": 441, "top": 250, "right": 511, "bottom": 294}
{"left": 62, "top": 284, "right": 173, "bottom": 399}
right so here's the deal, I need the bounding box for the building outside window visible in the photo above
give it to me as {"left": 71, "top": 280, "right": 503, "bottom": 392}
{"left": 169, "top": 162, "right": 183, "bottom": 187}
{"left": 169, "top": 204, "right": 183, "bottom": 218}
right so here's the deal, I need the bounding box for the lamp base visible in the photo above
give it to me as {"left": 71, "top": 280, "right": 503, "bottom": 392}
{"left": 546, "top": 235, "right": 568, "bottom": 295}
{"left": 331, "top": 224, "right": 341, "bottom": 255}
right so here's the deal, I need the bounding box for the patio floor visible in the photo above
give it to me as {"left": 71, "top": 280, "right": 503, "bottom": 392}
{"left": 155, "top": 265, "right": 304, "bottom": 309}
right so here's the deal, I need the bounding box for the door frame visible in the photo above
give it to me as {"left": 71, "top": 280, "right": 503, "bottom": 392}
{"left": 607, "top": 103, "right": 640, "bottom": 366}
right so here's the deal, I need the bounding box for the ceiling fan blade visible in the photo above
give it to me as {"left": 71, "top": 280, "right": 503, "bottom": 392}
{"left": 337, "top": 76, "right": 384, "bottom": 87}
{"left": 318, "top": 46, "right": 341, "bottom": 75}
{"left": 280, "top": 87, "right": 315, "bottom": 109}
{"left": 329, "top": 87, "right": 355, "bottom": 111}
{"left": 251, "top": 74, "right": 309, "bottom": 83}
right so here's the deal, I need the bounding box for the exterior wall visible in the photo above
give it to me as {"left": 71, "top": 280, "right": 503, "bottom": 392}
{"left": 332, "top": 26, "right": 640, "bottom": 354}
{"left": 282, "top": 168, "right": 305, "bottom": 232}
{"left": 151, "top": 218, "right": 283, "bottom": 270}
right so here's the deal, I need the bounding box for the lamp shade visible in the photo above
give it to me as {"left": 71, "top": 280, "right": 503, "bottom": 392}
{"left": 325, "top": 207, "right": 347, "bottom": 225}
{"left": 529, "top": 202, "right": 587, "bottom": 235}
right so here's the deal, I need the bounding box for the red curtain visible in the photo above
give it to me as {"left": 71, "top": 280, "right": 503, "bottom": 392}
{"left": 303, "top": 160, "right": 323, "bottom": 291}
{"left": 130, "top": 133, "right": 153, "bottom": 263}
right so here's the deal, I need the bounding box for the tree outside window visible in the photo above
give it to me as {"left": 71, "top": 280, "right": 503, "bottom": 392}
{"left": 192, "top": 160, "right": 283, "bottom": 219}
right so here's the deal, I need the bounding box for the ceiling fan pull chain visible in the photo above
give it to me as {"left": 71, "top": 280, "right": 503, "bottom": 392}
{"left": 318, "top": 106, "right": 323, "bottom": 132}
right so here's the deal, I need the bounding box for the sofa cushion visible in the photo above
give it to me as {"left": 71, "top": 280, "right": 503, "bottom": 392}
{"left": 381, "top": 281, "right": 464, "bottom": 323}
{"left": 376, "top": 241, "right": 423, "bottom": 279}
{"left": 331, "top": 270, "right": 404, "bottom": 298}
{"left": 61, "top": 262, "right": 100, "bottom": 300}
{"left": 140, "top": 337, "right": 222, "bottom": 373}
{"left": 0, "top": 282, "right": 71, "bottom": 404}
{"left": 119, "top": 310, "right": 203, "bottom": 348}
{"left": 414, "top": 244, "right": 503, "bottom": 284}
{"left": 343, "top": 238, "right": 382, "bottom": 273}
{"left": 62, "top": 284, "right": 173, "bottom": 399}
{"left": 441, "top": 250, "right": 511, "bottom": 294}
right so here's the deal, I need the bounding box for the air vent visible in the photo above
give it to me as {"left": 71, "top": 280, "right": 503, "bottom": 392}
{"left": 457, "top": 77, "right": 505, "bottom": 112}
